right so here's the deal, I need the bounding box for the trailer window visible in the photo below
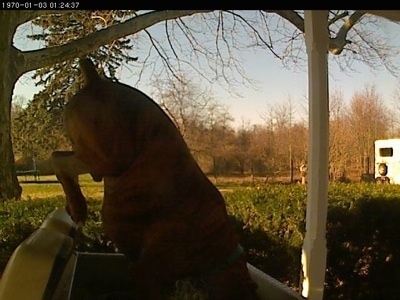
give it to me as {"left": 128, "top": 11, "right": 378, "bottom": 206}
{"left": 379, "top": 147, "right": 393, "bottom": 157}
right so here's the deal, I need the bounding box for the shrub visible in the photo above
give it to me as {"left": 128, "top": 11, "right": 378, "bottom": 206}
{"left": 227, "top": 183, "right": 400, "bottom": 299}
{"left": 2, "top": 182, "right": 400, "bottom": 299}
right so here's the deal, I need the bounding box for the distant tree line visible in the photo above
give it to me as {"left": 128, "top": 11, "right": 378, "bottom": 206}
{"left": 153, "top": 79, "right": 398, "bottom": 182}
{"left": 12, "top": 78, "right": 398, "bottom": 182}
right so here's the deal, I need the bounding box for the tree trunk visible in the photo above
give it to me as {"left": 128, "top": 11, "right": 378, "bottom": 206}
{"left": 0, "top": 12, "right": 23, "bottom": 201}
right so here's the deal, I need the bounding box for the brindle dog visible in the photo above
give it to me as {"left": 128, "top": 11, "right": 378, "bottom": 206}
{"left": 51, "top": 58, "right": 259, "bottom": 300}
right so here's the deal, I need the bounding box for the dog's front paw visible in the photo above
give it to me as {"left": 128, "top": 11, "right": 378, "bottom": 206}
{"left": 66, "top": 203, "right": 87, "bottom": 226}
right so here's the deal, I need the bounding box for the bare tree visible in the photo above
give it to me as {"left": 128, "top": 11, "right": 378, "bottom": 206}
{"left": 201, "top": 101, "right": 235, "bottom": 179}
{"left": 347, "top": 84, "right": 388, "bottom": 174}
{"left": 150, "top": 72, "right": 236, "bottom": 175}
{"left": 261, "top": 98, "right": 294, "bottom": 174}
{"left": 329, "top": 89, "right": 352, "bottom": 180}
{"left": 247, "top": 125, "right": 275, "bottom": 179}
{"left": 388, "top": 87, "right": 400, "bottom": 136}
{"left": 234, "top": 123, "right": 252, "bottom": 175}
{"left": 150, "top": 73, "right": 215, "bottom": 139}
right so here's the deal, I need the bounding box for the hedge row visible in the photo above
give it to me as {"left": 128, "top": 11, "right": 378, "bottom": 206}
{"left": 1, "top": 183, "right": 400, "bottom": 299}
{"left": 225, "top": 183, "right": 400, "bottom": 300}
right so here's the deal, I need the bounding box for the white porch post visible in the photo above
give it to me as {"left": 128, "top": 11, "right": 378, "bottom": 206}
{"left": 301, "top": 10, "right": 329, "bottom": 300}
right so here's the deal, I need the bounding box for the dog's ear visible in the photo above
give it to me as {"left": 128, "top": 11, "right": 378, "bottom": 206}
{"left": 78, "top": 58, "right": 101, "bottom": 86}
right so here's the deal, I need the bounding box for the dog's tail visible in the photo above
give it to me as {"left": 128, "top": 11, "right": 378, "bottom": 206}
{"left": 78, "top": 58, "right": 101, "bottom": 85}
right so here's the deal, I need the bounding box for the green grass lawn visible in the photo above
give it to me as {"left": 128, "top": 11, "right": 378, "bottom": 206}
{"left": 18, "top": 174, "right": 251, "bottom": 201}
{"left": 20, "top": 174, "right": 104, "bottom": 201}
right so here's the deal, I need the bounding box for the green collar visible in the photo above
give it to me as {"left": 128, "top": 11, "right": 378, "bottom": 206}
{"left": 204, "top": 244, "right": 244, "bottom": 278}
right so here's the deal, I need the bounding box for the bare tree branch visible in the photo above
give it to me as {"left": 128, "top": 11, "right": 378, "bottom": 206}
{"left": 267, "top": 10, "right": 304, "bottom": 32}
{"left": 362, "top": 10, "right": 400, "bottom": 23}
{"left": 329, "top": 11, "right": 366, "bottom": 55}
{"left": 142, "top": 26, "right": 181, "bottom": 81}
{"left": 17, "top": 10, "right": 213, "bottom": 75}
{"left": 11, "top": 10, "right": 400, "bottom": 89}
{"left": 262, "top": 10, "right": 368, "bottom": 56}
{"left": 225, "top": 10, "right": 282, "bottom": 60}
{"left": 328, "top": 11, "right": 349, "bottom": 26}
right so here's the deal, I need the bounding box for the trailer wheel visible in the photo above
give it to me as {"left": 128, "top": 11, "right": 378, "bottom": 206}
{"left": 378, "top": 163, "right": 388, "bottom": 176}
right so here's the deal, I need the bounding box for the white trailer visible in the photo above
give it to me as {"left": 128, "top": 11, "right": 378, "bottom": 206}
{"left": 374, "top": 139, "right": 400, "bottom": 184}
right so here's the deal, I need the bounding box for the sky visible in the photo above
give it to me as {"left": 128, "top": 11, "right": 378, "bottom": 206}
{"left": 12, "top": 13, "right": 400, "bottom": 128}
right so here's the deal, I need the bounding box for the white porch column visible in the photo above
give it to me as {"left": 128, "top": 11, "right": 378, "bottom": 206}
{"left": 301, "top": 10, "right": 329, "bottom": 300}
